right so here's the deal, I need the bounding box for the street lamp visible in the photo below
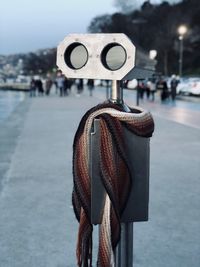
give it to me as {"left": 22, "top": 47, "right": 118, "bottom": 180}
{"left": 178, "top": 25, "right": 188, "bottom": 77}
{"left": 149, "top": 50, "right": 157, "bottom": 60}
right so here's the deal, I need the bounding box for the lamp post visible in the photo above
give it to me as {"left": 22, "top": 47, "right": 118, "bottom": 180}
{"left": 178, "top": 25, "right": 187, "bottom": 77}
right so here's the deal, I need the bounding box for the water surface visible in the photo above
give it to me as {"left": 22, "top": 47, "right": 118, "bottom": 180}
{"left": 0, "top": 90, "right": 26, "bottom": 123}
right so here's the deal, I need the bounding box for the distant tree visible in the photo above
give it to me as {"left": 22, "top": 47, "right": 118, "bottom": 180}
{"left": 87, "top": 0, "right": 200, "bottom": 75}
{"left": 23, "top": 49, "right": 56, "bottom": 75}
{"left": 88, "top": 15, "right": 112, "bottom": 33}
{"left": 110, "top": 13, "right": 131, "bottom": 35}
{"left": 141, "top": 1, "right": 154, "bottom": 12}
{"left": 113, "top": 0, "right": 137, "bottom": 13}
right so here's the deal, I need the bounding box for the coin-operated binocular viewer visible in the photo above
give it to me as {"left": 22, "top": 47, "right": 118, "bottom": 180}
{"left": 57, "top": 34, "right": 154, "bottom": 267}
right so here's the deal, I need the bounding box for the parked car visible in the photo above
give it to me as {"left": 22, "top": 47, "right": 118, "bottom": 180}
{"left": 177, "top": 78, "right": 200, "bottom": 96}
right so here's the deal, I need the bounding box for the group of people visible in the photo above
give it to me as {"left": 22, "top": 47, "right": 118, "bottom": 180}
{"left": 55, "top": 72, "right": 74, "bottom": 96}
{"left": 156, "top": 75, "right": 179, "bottom": 102}
{"left": 55, "top": 73, "right": 95, "bottom": 97}
{"left": 136, "top": 77, "right": 157, "bottom": 102}
{"left": 29, "top": 74, "right": 53, "bottom": 97}
{"left": 30, "top": 71, "right": 179, "bottom": 103}
{"left": 29, "top": 71, "right": 95, "bottom": 98}
{"left": 134, "top": 75, "right": 179, "bottom": 103}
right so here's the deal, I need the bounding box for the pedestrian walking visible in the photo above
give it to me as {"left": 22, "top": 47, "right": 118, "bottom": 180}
{"left": 138, "top": 81, "right": 145, "bottom": 99}
{"left": 68, "top": 78, "right": 74, "bottom": 94}
{"left": 87, "top": 79, "right": 94, "bottom": 96}
{"left": 145, "top": 79, "right": 150, "bottom": 99}
{"left": 54, "top": 80, "right": 58, "bottom": 94}
{"left": 156, "top": 77, "right": 168, "bottom": 102}
{"left": 64, "top": 77, "right": 71, "bottom": 96}
{"left": 170, "top": 75, "right": 179, "bottom": 101}
{"left": 77, "top": 79, "right": 84, "bottom": 95}
{"left": 35, "top": 78, "right": 44, "bottom": 96}
{"left": 56, "top": 71, "right": 65, "bottom": 97}
{"left": 29, "top": 79, "right": 36, "bottom": 97}
{"left": 147, "top": 78, "right": 156, "bottom": 101}
{"left": 45, "top": 74, "right": 53, "bottom": 96}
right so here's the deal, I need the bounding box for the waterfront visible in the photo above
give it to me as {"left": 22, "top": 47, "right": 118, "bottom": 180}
{"left": 0, "top": 90, "right": 26, "bottom": 123}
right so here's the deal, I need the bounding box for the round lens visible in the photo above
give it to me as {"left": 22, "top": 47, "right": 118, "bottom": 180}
{"left": 64, "top": 43, "right": 88, "bottom": 70}
{"left": 101, "top": 43, "right": 127, "bottom": 71}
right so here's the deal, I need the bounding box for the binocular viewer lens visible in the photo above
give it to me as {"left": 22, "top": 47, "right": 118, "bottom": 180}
{"left": 101, "top": 43, "right": 127, "bottom": 71}
{"left": 64, "top": 43, "right": 88, "bottom": 70}
{"left": 64, "top": 42, "right": 127, "bottom": 71}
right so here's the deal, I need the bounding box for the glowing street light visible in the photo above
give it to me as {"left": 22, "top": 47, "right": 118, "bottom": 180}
{"left": 178, "top": 25, "right": 188, "bottom": 36}
{"left": 178, "top": 25, "right": 188, "bottom": 77}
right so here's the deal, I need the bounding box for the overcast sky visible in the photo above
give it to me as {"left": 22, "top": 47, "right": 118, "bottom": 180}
{"left": 0, "top": 0, "right": 180, "bottom": 55}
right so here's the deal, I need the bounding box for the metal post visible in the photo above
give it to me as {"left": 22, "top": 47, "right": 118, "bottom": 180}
{"left": 110, "top": 80, "right": 123, "bottom": 104}
{"left": 110, "top": 80, "right": 130, "bottom": 113}
{"left": 119, "top": 223, "right": 133, "bottom": 267}
{"left": 179, "top": 36, "right": 183, "bottom": 77}
{"left": 110, "top": 80, "right": 133, "bottom": 267}
{"left": 136, "top": 79, "right": 140, "bottom": 106}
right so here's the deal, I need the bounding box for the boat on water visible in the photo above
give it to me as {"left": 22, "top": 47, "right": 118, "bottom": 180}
{"left": 0, "top": 83, "right": 29, "bottom": 91}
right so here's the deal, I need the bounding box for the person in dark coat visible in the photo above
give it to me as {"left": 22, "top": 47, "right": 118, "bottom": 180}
{"left": 35, "top": 78, "right": 44, "bottom": 96}
{"left": 170, "top": 75, "right": 179, "bottom": 101}
{"left": 138, "top": 81, "right": 145, "bottom": 99}
{"left": 77, "top": 79, "right": 84, "bottom": 95}
{"left": 156, "top": 77, "right": 168, "bottom": 102}
{"left": 64, "top": 77, "right": 72, "bottom": 96}
{"left": 29, "top": 79, "right": 36, "bottom": 97}
{"left": 56, "top": 72, "right": 65, "bottom": 97}
{"left": 87, "top": 79, "right": 94, "bottom": 96}
{"left": 45, "top": 75, "right": 53, "bottom": 96}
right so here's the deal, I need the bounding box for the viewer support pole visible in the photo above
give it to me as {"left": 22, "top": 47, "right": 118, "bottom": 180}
{"left": 110, "top": 80, "right": 134, "bottom": 267}
{"left": 110, "top": 80, "right": 123, "bottom": 104}
{"left": 110, "top": 80, "right": 130, "bottom": 113}
{"left": 136, "top": 79, "right": 140, "bottom": 106}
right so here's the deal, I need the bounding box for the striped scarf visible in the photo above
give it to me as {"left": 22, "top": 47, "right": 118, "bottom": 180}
{"left": 72, "top": 102, "right": 154, "bottom": 267}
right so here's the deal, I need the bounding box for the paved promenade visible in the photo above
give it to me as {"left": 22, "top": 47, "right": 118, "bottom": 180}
{"left": 0, "top": 88, "right": 199, "bottom": 267}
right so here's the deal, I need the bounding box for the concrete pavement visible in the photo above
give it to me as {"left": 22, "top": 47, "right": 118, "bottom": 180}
{"left": 0, "top": 88, "right": 199, "bottom": 267}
